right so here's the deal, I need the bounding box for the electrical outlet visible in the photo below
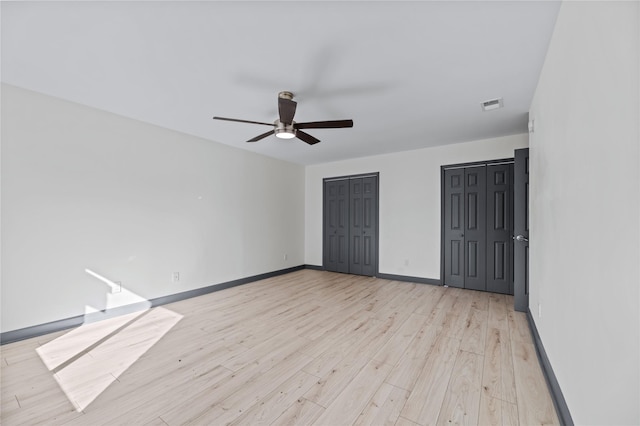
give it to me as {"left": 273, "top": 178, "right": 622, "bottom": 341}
{"left": 538, "top": 303, "right": 542, "bottom": 318}
{"left": 283, "top": 254, "right": 287, "bottom": 261}
{"left": 112, "top": 281, "right": 122, "bottom": 294}
{"left": 172, "top": 272, "right": 180, "bottom": 282}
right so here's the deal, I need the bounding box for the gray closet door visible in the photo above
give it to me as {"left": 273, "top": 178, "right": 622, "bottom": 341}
{"left": 349, "top": 176, "right": 378, "bottom": 276}
{"left": 323, "top": 174, "right": 378, "bottom": 276}
{"left": 443, "top": 168, "right": 465, "bottom": 288}
{"left": 514, "top": 149, "right": 529, "bottom": 311}
{"left": 463, "top": 166, "right": 487, "bottom": 291}
{"left": 486, "top": 164, "right": 514, "bottom": 294}
{"left": 324, "top": 179, "right": 349, "bottom": 273}
{"left": 443, "top": 161, "right": 514, "bottom": 294}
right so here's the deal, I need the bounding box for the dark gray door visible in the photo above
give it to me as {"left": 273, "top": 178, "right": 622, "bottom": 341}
{"left": 514, "top": 149, "right": 529, "bottom": 312}
{"left": 323, "top": 174, "right": 378, "bottom": 276}
{"left": 464, "top": 166, "right": 487, "bottom": 291}
{"left": 324, "top": 179, "right": 349, "bottom": 273}
{"left": 349, "top": 177, "right": 378, "bottom": 276}
{"left": 442, "top": 161, "right": 515, "bottom": 294}
{"left": 486, "top": 164, "right": 514, "bottom": 294}
{"left": 443, "top": 168, "right": 465, "bottom": 288}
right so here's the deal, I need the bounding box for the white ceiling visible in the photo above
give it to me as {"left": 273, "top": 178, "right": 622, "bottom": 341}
{"left": 1, "top": 1, "right": 561, "bottom": 165}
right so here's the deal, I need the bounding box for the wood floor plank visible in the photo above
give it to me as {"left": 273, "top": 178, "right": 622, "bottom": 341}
{"left": 271, "top": 397, "right": 325, "bottom": 426}
{"left": 459, "top": 307, "right": 488, "bottom": 355}
{"left": 354, "top": 382, "right": 409, "bottom": 426}
{"left": 507, "top": 310, "right": 533, "bottom": 344}
{"left": 400, "top": 334, "right": 461, "bottom": 425}
{"left": 1, "top": 356, "right": 70, "bottom": 412}
{"left": 159, "top": 349, "right": 313, "bottom": 425}
{"left": 395, "top": 416, "right": 422, "bottom": 426}
{"left": 303, "top": 352, "right": 371, "bottom": 408}
{"left": 373, "top": 313, "right": 427, "bottom": 367}
{"left": 478, "top": 393, "right": 502, "bottom": 425}
{"left": 313, "top": 358, "right": 394, "bottom": 426}
{"left": 197, "top": 355, "right": 315, "bottom": 425}
{"left": 436, "top": 350, "right": 483, "bottom": 425}
{"left": 142, "top": 417, "right": 169, "bottom": 426}
{"left": 0, "top": 270, "right": 558, "bottom": 426}
{"left": 470, "top": 290, "right": 490, "bottom": 311}
{"left": 228, "top": 370, "right": 318, "bottom": 425}
{"left": 0, "top": 399, "right": 83, "bottom": 426}
{"left": 82, "top": 365, "right": 233, "bottom": 426}
{"left": 439, "top": 292, "right": 475, "bottom": 341}
{"left": 502, "top": 400, "right": 519, "bottom": 425}
{"left": 487, "top": 293, "right": 509, "bottom": 331}
{"left": 385, "top": 324, "right": 440, "bottom": 392}
{"left": 2, "top": 337, "right": 43, "bottom": 366}
{"left": 302, "top": 318, "right": 380, "bottom": 378}
{"left": 411, "top": 285, "right": 443, "bottom": 317}
{"left": 511, "top": 340, "right": 559, "bottom": 425}
{"left": 482, "top": 327, "right": 517, "bottom": 404}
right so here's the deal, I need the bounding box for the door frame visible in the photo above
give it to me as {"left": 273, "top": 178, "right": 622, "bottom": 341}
{"left": 513, "top": 148, "right": 529, "bottom": 312}
{"left": 322, "top": 172, "right": 380, "bottom": 276}
{"left": 440, "top": 158, "right": 515, "bottom": 290}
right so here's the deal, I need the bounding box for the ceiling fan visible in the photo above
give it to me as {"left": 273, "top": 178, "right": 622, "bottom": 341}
{"left": 213, "top": 91, "right": 353, "bottom": 145}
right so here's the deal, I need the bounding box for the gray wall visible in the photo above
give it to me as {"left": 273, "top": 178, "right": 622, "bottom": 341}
{"left": 1, "top": 85, "right": 305, "bottom": 332}
{"left": 529, "top": 2, "right": 639, "bottom": 424}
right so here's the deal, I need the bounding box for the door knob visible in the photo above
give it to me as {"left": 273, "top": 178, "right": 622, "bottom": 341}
{"left": 515, "top": 235, "right": 528, "bottom": 243}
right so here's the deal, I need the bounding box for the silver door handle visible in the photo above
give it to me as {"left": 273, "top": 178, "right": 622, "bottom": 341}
{"left": 515, "top": 235, "right": 528, "bottom": 243}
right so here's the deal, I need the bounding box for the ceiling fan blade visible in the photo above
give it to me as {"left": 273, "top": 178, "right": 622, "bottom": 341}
{"left": 247, "top": 130, "right": 275, "bottom": 142}
{"left": 295, "top": 119, "right": 354, "bottom": 129}
{"left": 213, "top": 116, "right": 273, "bottom": 126}
{"left": 296, "top": 130, "right": 321, "bottom": 145}
{"left": 278, "top": 98, "right": 297, "bottom": 125}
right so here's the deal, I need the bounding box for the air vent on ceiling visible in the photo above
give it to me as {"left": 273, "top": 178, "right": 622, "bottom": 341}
{"left": 481, "top": 98, "right": 504, "bottom": 111}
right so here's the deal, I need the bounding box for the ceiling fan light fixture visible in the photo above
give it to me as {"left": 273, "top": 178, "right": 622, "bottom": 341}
{"left": 275, "top": 129, "right": 296, "bottom": 139}
{"left": 274, "top": 120, "right": 296, "bottom": 139}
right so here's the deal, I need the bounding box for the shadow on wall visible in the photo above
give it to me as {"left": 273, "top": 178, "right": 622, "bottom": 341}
{"left": 34, "top": 269, "right": 183, "bottom": 412}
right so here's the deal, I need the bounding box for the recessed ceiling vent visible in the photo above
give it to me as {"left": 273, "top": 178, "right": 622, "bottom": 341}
{"left": 481, "top": 97, "right": 504, "bottom": 111}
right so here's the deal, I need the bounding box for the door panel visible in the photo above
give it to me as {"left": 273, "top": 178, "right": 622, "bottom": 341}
{"left": 362, "top": 177, "right": 377, "bottom": 276}
{"left": 324, "top": 180, "right": 349, "bottom": 273}
{"left": 514, "top": 149, "right": 529, "bottom": 311}
{"left": 349, "top": 179, "right": 363, "bottom": 275}
{"left": 444, "top": 169, "right": 465, "bottom": 288}
{"left": 464, "top": 167, "right": 487, "bottom": 291}
{"left": 487, "top": 164, "right": 513, "bottom": 294}
{"left": 324, "top": 175, "right": 378, "bottom": 276}
{"left": 349, "top": 176, "right": 378, "bottom": 276}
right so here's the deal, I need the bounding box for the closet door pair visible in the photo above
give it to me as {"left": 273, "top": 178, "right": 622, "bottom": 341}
{"left": 443, "top": 164, "right": 513, "bottom": 294}
{"left": 324, "top": 175, "right": 378, "bottom": 276}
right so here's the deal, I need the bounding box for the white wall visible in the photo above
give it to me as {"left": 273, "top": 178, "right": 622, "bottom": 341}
{"left": 529, "top": 1, "right": 639, "bottom": 424}
{"left": 305, "top": 134, "right": 528, "bottom": 278}
{"left": 1, "top": 84, "right": 305, "bottom": 333}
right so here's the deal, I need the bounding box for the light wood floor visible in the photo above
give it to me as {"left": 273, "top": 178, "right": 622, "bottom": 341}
{"left": 1, "top": 270, "right": 558, "bottom": 425}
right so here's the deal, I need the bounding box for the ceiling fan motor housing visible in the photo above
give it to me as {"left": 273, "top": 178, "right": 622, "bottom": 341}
{"left": 278, "top": 91, "right": 294, "bottom": 100}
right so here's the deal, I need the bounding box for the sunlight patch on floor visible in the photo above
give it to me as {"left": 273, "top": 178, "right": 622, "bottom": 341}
{"left": 36, "top": 307, "right": 182, "bottom": 412}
